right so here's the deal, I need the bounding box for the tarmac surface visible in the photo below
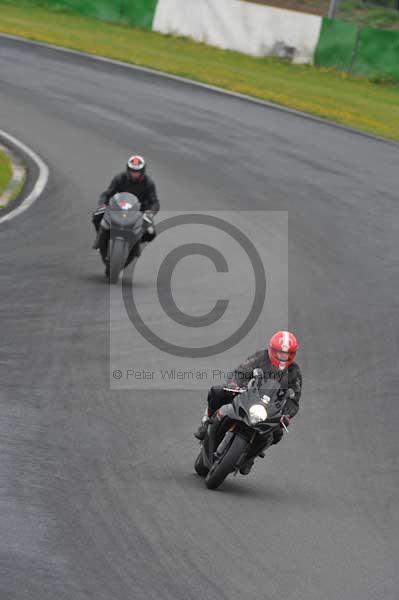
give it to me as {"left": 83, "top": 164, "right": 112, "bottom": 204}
{"left": 0, "top": 35, "right": 398, "bottom": 600}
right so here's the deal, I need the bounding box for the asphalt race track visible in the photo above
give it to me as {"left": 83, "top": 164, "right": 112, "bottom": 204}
{"left": 0, "top": 36, "right": 398, "bottom": 600}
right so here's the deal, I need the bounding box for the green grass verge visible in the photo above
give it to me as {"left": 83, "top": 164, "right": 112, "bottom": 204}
{"left": 251, "top": 0, "right": 399, "bottom": 31}
{"left": 339, "top": 1, "right": 399, "bottom": 30}
{"left": 8, "top": 171, "right": 26, "bottom": 205}
{"left": 0, "top": 1, "right": 398, "bottom": 141}
{"left": 0, "top": 175, "right": 26, "bottom": 210}
{"left": 0, "top": 148, "right": 13, "bottom": 197}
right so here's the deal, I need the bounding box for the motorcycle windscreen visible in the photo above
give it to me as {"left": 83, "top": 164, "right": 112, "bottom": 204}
{"left": 109, "top": 192, "right": 141, "bottom": 213}
{"left": 108, "top": 193, "right": 144, "bottom": 237}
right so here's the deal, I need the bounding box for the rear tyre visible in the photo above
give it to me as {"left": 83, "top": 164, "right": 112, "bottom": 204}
{"left": 205, "top": 435, "right": 248, "bottom": 490}
{"left": 194, "top": 451, "right": 209, "bottom": 477}
{"left": 109, "top": 238, "right": 126, "bottom": 284}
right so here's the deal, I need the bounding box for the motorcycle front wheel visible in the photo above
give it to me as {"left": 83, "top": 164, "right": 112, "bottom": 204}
{"left": 205, "top": 435, "right": 248, "bottom": 490}
{"left": 109, "top": 238, "right": 126, "bottom": 284}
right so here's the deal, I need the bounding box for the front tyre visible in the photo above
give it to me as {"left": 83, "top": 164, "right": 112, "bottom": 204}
{"left": 205, "top": 435, "right": 248, "bottom": 490}
{"left": 109, "top": 238, "right": 126, "bottom": 284}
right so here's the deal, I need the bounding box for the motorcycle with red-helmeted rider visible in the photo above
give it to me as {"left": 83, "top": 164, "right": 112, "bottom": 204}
{"left": 194, "top": 331, "right": 302, "bottom": 489}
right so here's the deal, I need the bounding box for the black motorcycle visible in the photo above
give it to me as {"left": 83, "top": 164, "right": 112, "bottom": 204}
{"left": 92, "top": 192, "right": 155, "bottom": 284}
{"left": 195, "top": 369, "right": 292, "bottom": 489}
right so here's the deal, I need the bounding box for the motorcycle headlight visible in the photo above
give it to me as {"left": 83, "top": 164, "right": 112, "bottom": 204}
{"left": 249, "top": 404, "right": 267, "bottom": 424}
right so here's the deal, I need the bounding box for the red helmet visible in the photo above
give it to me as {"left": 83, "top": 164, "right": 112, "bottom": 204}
{"left": 268, "top": 331, "right": 299, "bottom": 370}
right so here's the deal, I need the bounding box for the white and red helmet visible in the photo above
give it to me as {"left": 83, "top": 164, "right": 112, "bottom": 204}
{"left": 127, "top": 155, "right": 146, "bottom": 176}
{"left": 268, "top": 331, "right": 299, "bottom": 371}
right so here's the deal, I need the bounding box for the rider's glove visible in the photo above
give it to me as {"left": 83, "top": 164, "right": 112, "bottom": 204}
{"left": 278, "top": 388, "right": 295, "bottom": 399}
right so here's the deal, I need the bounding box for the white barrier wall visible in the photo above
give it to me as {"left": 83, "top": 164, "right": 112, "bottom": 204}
{"left": 153, "top": 0, "right": 322, "bottom": 64}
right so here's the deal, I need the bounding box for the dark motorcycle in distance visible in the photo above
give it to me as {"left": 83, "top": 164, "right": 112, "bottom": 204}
{"left": 195, "top": 369, "right": 292, "bottom": 490}
{"left": 92, "top": 192, "right": 155, "bottom": 284}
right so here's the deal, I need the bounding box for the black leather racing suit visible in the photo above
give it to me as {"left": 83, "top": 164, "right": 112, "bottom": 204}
{"left": 207, "top": 350, "right": 302, "bottom": 445}
{"left": 98, "top": 172, "right": 160, "bottom": 213}
{"left": 93, "top": 172, "right": 160, "bottom": 263}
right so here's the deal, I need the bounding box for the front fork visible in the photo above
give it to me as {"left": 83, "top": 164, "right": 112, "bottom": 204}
{"left": 205, "top": 418, "right": 270, "bottom": 470}
{"left": 213, "top": 424, "right": 252, "bottom": 474}
{"left": 202, "top": 418, "right": 228, "bottom": 468}
{"left": 215, "top": 430, "right": 236, "bottom": 459}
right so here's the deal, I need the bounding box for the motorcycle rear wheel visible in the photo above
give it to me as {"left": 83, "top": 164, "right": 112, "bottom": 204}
{"left": 194, "top": 451, "right": 209, "bottom": 477}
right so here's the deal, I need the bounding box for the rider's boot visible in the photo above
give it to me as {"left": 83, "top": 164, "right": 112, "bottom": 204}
{"left": 239, "top": 457, "right": 255, "bottom": 475}
{"left": 92, "top": 222, "right": 102, "bottom": 250}
{"left": 92, "top": 233, "right": 101, "bottom": 250}
{"left": 194, "top": 407, "right": 212, "bottom": 440}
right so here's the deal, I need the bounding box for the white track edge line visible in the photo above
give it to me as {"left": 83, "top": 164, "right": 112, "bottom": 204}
{"left": 0, "top": 129, "right": 49, "bottom": 225}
